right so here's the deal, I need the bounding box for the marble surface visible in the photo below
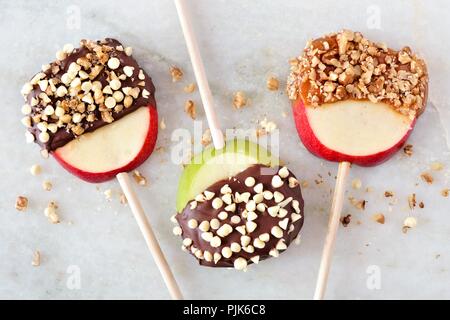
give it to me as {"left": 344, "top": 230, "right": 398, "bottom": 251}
{"left": 1, "top": 0, "right": 449, "bottom": 299}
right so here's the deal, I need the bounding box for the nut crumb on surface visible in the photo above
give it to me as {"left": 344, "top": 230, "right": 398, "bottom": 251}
{"left": 430, "top": 161, "right": 444, "bottom": 171}
{"left": 351, "top": 178, "right": 362, "bottom": 189}
{"left": 340, "top": 214, "right": 352, "bottom": 227}
{"left": 201, "top": 129, "right": 212, "bottom": 146}
{"left": 408, "top": 193, "right": 416, "bottom": 209}
{"left": 42, "top": 180, "right": 52, "bottom": 191}
{"left": 120, "top": 193, "right": 128, "bottom": 204}
{"left": 420, "top": 172, "right": 434, "bottom": 184}
{"left": 44, "top": 201, "right": 59, "bottom": 224}
{"left": 183, "top": 83, "right": 196, "bottom": 93}
{"left": 418, "top": 201, "right": 424, "bottom": 208}
{"left": 266, "top": 76, "right": 279, "bottom": 91}
{"left": 32, "top": 251, "right": 41, "bottom": 267}
{"left": 372, "top": 213, "right": 385, "bottom": 224}
{"left": 184, "top": 100, "right": 196, "bottom": 119}
{"left": 15, "top": 196, "right": 28, "bottom": 211}
{"left": 233, "top": 91, "right": 247, "bottom": 109}
{"left": 132, "top": 170, "right": 147, "bottom": 186}
{"left": 30, "top": 164, "right": 42, "bottom": 176}
{"left": 159, "top": 118, "right": 166, "bottom": 130}
{"left": 441, "top": 189, "right": 449, "bottom": 197}
{"left": 170, "top": 65, "right": 183, "bottom": 82}
{"left": 403, "top": 216, "right": 417, "bottom": 232}
{"left": 403, "top": 144, "right": 413, "bottom": 156}
{"left": 349, "top": 197, "right": 366, "bottom": 210}
{"left": 384, "top": 190, "right": 394, "bottom": 197}
{"left": 104, "top": 189, "right": 113, "bottom": 200}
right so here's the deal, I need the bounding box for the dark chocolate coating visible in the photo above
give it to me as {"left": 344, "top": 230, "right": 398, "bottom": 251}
{"left": 176, "top": 164, "right": 304, "bottom": 268}
{"left": 24, "top": 38, "right": 156, "bottom": 152}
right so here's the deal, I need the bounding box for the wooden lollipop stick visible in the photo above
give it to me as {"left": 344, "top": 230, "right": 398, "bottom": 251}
{"left": 174, "top": 0, "right": 224, "bottom": 150}
{"left": 116, "top": 172, "right": 183, "bottom": 300}
{"left": 314, "top": 161, "right": 351, "bottom": 300}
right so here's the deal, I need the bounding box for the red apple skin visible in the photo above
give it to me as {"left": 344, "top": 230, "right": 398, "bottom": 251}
{"left": 292, "top": 99, "right": 416, "bottom": 167}
{"left": 53, "top": 105, "right": 158, "bottom": 183}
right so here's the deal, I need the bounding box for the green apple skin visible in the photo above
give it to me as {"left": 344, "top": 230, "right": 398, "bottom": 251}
{"left": 176, "top": 139, "right": 279, "bottom": 213}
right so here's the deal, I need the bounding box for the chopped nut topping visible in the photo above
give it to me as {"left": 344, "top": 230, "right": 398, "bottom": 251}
{"left": 183, "top": 83, "right": 196, "bottom": 93}
{"left": 170, "top": 66, "right": 183, "bottom": 82}
{"left": 184, "top": 100, "right": 196, "bottom": 119}
{"left": 403, "top": 144, "right": 413, "bottom": 156}
{"left": 287, "top": 30, "right": 428, "bottom": 118}
{"left": 266, "top": 76, "right": 279, "bottom": 91}
{"left": 420, "top": 172, "right": 434, "bottom": 184}
{"left": 233, "top": 91, "right": 247, "bottom": 109}
{"left": 15, "top": 196, "right": 28, "bottom": 211}
{"left": 372, "top": 213, "right": 385, "bottom": 224}
{"left": 132, "top": 170, "right": 147, "bottom": 186}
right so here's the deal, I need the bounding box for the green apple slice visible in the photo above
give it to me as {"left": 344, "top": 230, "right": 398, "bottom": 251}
{"left": 176, "top": 139, "right": 278, "bottom": 212}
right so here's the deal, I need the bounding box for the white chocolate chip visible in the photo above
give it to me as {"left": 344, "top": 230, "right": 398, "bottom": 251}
{"left": 21, "top": 116, "right": 31, "bottom": 127}
{"left": 404, "top": 216, "right": 417, "bottom": 228}
{"left": 201, "top": 232, "right": 213, "bottom": 242}
{"left": 222, "top": 193, "right": 232, "bottom": 205}
{"left": 291, "top": 213, "right": 302, "bottom": 222}
{"left": 213, "top": 253, "right": 222, "bottom": 264}
{"left": 204, "top": 190, "right": 215, "bottom": 200}
{"left": 279, "top": 197, "right": 293, "bottom": 208}
{"left": 210, "top": 236, "right": 222, "bottom": 248}
{"left": 273, "top": 191, "right": 285, "bottom": 203}
{"left": 278, "top": 167, "right": 289, "bottom": 178}
{"left": 30, "top": 164, "right": 42, "bottom": 176}
{"left": 107, "top": 57, "right": 120, "bottom": 70}
{"left": 276, "top": 239, "right": 287, "bottom": 250}
{"left": 123, "top": 66, "right": 134, "bottom": 77}
{"left": 250, "top": 256, "right": 260, "bottom": 264}
{"left": 253, "top": 238, "right": 265, "bottom": 249}
{"left": 245, "top": 177, "right": 255, "bottom": 187}
{"left": 212, "top": 198, "right": 223, "bottom": 209}
{"left": 230, "top": 242, "right": 241, "bottom": 253}
{"left": 256, "top": 203, "right": 266, "bottom": 212}
{"left": 204, "top": 251, "right": 213, "bottom": 262}
{"left": 246, "top": 200, "right": 256, "bottom": 212}
{"left": 253, "top": 193, "right": 264, "bottom": 204}
{"left": 105, "top": 96, "right": 116, "bottom": 109}
{"left": 288, "top": 177, "right": 299, "bottom": 188}
{"left": 240, "top": 192, "right": 251, "bottom": 203}
{"left": 182, "top": 238, "right": 192, "bottom": 246}
{"left": 269, "top": 249, "right": 279, "bottom": 257}
{"left": 236, "top": 225, "right": 246, "bottom": 235}
{"left": 259, "top": 233, "right": 270, "bottom": 242}
{"left": 25, "top": 131, "right": 35, "bottom": 143}
{"left": 240, "top": 235, "right": 251, "bottom": 247}
{"left": 224, "top": 203, "right": 236, "bottom": 212}
{"left": 268, "top": 205, "right": 280, "bottom": 217}
{"left": 110, "top": 79, "right": 121, "bottom": 91}
{"left": 279, "top": 218, "right": 289, "bottom": 230}
{"left": 234, "top": 258, "right": 247, "bottom": 271}
{"left": 189, "top": 201, "right": 197, "bottom": 210}
{"left": 172, "top": 226, "right": 182, "bottom": 236}
{"left": 221, "top": 247, "right": 232, "bottom": 258}
{"left": 199, "top": 220, "right": 210, "bottom": 232}
{"left": 194, "top": 194, "right": 205, "bottom": 202}
{"left": 210, "top": 218, "right": 220, "bottom": 230}
{"left": 277, "top": 208, "right": 288, "bottom": 218}
{"left": 247, "top": 211, "right": 258, "bottom": 221}
{"left": 21, "top": 104, "right": 32, "bottom": 115}
{"left": 217, "top": 224, "right": 233, "bottom": 237}
{"left": 230, "top": 215, "right": 241, "bottom": 224}
{"left": 246, "top": 221, "right": 257, "bottom": 233}
{"left": 218, "top": 211, "right": 228, "bottom": 220}
{"left": 271, "top": 175, "right": 284, "bottom": 188}
{"left": 271, "top": 226, "right": 283, "bottom": 238}
{"left": 253, "top": 183, "right": 263, "bottom": 194}
{"left": 292, "top": 200, "right": 301, "bottom": 213}
{"left": 39, "top": 131, "right": 49, "bottom": 143}
{"left": 220, "top": 184, "right": 232, "bottom": 194}
{"left": 125, "top": 47, "right": 133, "bottom": 56}
{"left": 243, "top": 245, "right": 255, "bottom": 253}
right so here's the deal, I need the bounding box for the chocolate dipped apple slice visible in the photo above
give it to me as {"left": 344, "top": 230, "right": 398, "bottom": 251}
{"left": 287, "top": 30, "right": 428, "bottom": 299}
{"left": 20, "top": 39, "right": 182, "bottom": 299}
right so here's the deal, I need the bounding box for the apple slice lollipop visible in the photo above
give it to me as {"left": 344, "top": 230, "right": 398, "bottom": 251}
{"left": 287, "top": 30, "right": 428, "bottom": 298}
{"left": 174, "top": 0, "right": 304, "bottom": 270}
{"left": 20, "top": 39, "right": 182, "bottom": 299}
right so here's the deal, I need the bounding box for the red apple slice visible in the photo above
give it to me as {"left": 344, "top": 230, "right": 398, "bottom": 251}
{"left": 292, "top": 99, "right": 415, "bottom": 166}
{"left": 53, "top": 106, "right": 158, "bottom": 183}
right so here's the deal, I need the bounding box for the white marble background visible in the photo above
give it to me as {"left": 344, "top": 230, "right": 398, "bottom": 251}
{"left": 0, "top": 0, "right": 449, "bottom": 299}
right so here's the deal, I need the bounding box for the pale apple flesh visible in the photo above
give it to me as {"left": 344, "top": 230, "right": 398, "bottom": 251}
{"left": 176, "top": 139, "right": 278, "bottom": 212}
{"left": 292, "top": 99, "right": 415, "bottom": 166}
{"left": 53, "top": 106, "right": 158, "bottom": 183}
